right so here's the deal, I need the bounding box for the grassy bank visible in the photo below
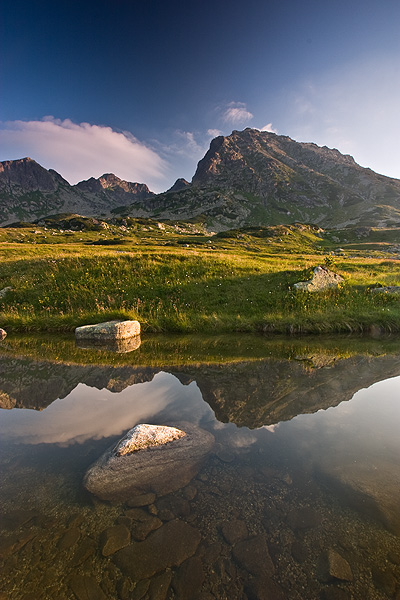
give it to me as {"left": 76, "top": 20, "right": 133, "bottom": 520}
{"left": 1, "top": 220, "right": 400, "bottom": 334}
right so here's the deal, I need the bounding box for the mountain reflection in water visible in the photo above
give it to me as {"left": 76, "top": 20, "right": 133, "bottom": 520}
{"left": 0, "top": 334, "right": 400, "bottom": 600}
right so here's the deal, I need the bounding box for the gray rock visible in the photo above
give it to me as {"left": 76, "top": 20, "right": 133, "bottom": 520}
{"left": 370, "top": 286, "right": 400, "bottom": 295}
{"left": 317, "top": 549, "right": 353, "bottom": 582}
{"left": 0, "top": 286, "right": 12, "bottom": 298}
{"left": 113, "top": 519, "right": 201, "bottom": 580}
{"left": 83, "top": 422, "right": 214, "bottom": 502}
{"left": 75, "top": 320, "right": 140, "bottom": 341}
{"left": 294, "top": 266, "right": 344, "bottom": 292}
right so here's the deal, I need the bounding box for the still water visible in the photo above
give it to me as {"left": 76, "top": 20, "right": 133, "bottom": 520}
{"left": 0, "top": 334, "right": 400, "bottom": 600}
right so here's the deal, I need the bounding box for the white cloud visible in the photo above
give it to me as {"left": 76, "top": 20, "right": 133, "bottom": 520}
{"left": 223, "top": 102, "right": 254, "bottom": 125}
{"left": 207, "top": 128, "right": 223, "bottom": 138}
{"left": 0, "top": 117, "right": 168, "bottom": 191}
{"left": 260, "top": 123, "right": 278, "bottom": 134}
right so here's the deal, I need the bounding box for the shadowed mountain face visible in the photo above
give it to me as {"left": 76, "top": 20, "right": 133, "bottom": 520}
{"left": 0, "top": 158, "right": 154, "bottom": 225}
{"left": 2, "top": 129, "right": 400, "bottom": 229}
{"left": 1, "top": 351, "right": 400, "bottom": 428}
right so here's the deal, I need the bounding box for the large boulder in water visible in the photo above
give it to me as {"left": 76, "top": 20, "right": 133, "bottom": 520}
{"left": 83, "top": 423, "right": 214, "bottom": 502}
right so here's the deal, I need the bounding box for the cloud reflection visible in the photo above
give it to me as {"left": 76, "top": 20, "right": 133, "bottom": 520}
{"left": 0, "top": 373, "right": 211, "bottom": 446}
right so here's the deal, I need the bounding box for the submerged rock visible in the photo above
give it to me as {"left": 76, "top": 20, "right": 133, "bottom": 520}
{"left": 83, "top": 422, "right": 214, "bottom": 502}
{"left": 114, "top": 519, "right": 201, "bottom": 581}
{"left": 294, "top": 266, "right": 344, "bottom": 292}
{"left": 316, "top": 458, "right": 400, "bottom": 535}
{"left": 75, "top": 320, "right": 140, "bottom": 341}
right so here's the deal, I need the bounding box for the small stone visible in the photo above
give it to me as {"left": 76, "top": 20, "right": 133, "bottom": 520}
{"left": 215, "top": 446, "right": 234, "bottom": 463}
{"left": 113, "top": 519, "right": 201, "bottom": 581}
{"left": 202, "top": 542, "right": 222, "bottom": 565}
{"left": 317, "top": 549, "right": 353, "bottom": 582}
{"left": 58, "top": 527, "right": 81, "bottom": 550}
{"left": 372, "top": 567, "right": 397, "bottom": 597}
{"left": 287, "top": 507, "right": 320, "bottom": 531}
{"left": 101, "top": 524, "right": 131, "bottom": 556}
{"left": 158, "top": 509, "right": 175, "bottom": 521}
{"left": 0, "top": 328, "right": 7, "bottom": 340}
{"left": 71, "top": 537, "right": 96, "bottom": 567}
{"left": 148, "top": 570, "right": 173, "bottom": 600}
{"left": 221, "top": 520, "right": 248, "bottom": 545}
{"left": 291, "top": 541, "right": 308, "bottom": 563}
{"left": 182, "top": 485, "right": 197, "bottom": 501}
{"left": 117, "top": 577, "right": 132, "bottom": 600}
{"left": 233, "top": 535, "right": 275, "bottom": 577}
{"left": 127, "top": 493, "right": 156, "bottom": 507}
{"left": 172, "top": 556, "right": 205, "bottom": 600}
{"left": 156, "top": 496, "right": 191, "bottom": 518}
{"left": 0, "top": 286, "right": 12, "bottom": 298}
{"left": 125, "top": 507, "right": 151, "bottom": 521}
{"left": 132, "top": 516, "right": 163, "bottom": 541}
{"left": 131, "top": 579, "right": 150, "bottom": 600}
{"left": 69, "top": 575, "right": 107, "bottom": 600}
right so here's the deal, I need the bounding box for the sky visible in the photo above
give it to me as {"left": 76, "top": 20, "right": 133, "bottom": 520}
{"left": 1, "top": 0, "right": 400, "bottom": 193}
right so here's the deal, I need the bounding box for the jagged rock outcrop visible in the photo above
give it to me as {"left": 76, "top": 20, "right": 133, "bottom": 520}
{"left": 0, "top": 158, "right": 154, "bottom": 225}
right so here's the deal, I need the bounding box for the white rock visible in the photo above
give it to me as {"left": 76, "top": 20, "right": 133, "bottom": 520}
{"left": 294, "top": 266, "right": 344, "bottom": 292}
{"left": 114, "top": 424, "right": 186, "bottom": 456}
{"left": 75, "top": 320, "right": 140, "bottom": 340}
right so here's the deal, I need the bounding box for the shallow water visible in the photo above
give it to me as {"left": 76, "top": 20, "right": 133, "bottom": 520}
{"left": 1, "top": 334, "right": 400, "bottom": 600}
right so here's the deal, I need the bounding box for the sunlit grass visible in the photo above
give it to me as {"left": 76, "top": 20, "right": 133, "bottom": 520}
{"left": 1, "top": 227, "right": 400, "bottom": 333}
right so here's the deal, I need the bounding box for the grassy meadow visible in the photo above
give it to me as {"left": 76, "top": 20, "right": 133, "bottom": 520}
{"left": 1, "top": 216, "right": 400, "bottom": 334}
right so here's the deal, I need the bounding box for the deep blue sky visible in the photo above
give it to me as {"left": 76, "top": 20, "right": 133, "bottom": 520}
{"left": 1, "top": 0, "right": 400, "bottom": 191}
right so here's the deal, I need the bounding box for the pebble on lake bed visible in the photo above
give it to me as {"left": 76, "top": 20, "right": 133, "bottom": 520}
{"left": 0, "top": 328, "right": 7, "bottom": 340}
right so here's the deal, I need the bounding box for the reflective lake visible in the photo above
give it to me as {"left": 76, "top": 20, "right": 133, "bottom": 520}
{"left": 0, "top": 334, "right": 400, "bottom": 600}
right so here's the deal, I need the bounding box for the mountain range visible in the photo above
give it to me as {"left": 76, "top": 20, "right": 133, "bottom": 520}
{"left": 2, "top": 128, "right": 400, "bottom": 230}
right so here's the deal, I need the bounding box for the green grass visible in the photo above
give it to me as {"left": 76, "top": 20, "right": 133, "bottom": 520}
{"left": 1, "top": 219, "right": 400, "bottom": 334}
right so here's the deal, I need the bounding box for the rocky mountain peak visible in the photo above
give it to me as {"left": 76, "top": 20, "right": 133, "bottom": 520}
{"left": 166, "top": 178, "right": 190, "bottom": 193}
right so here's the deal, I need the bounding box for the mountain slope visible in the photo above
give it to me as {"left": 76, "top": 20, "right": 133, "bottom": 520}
{"left": 2, "top": 130, "right": 400, "bottom": 230}
{"left": 0, "top": 158, "right": 154, "bottom": 225}
{"left": 123, "top": 129, "right": 400, "bottom": 230}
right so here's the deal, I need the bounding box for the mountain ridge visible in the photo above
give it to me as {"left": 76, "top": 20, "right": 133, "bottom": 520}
{"left": 2, "top": 130, "right": 400, "bottom": 229}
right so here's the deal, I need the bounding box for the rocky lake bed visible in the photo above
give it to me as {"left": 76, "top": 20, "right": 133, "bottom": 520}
{"left": 1, "top": 334, "right": 400, "bottom": 599}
